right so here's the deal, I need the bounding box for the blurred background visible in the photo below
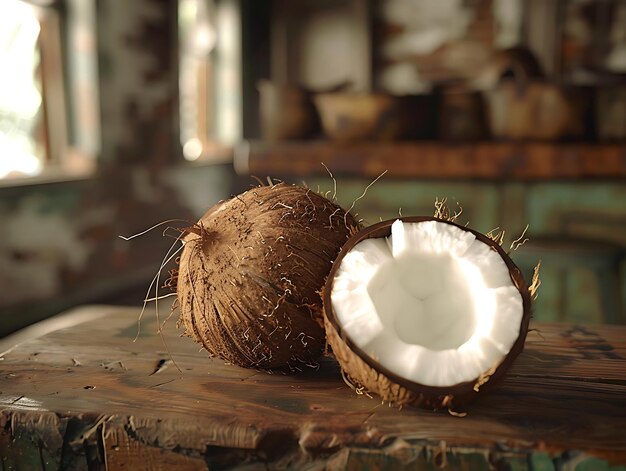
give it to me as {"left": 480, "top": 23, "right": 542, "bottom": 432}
{"left": 0, "top": 0, "right": 625, "bottom": 336}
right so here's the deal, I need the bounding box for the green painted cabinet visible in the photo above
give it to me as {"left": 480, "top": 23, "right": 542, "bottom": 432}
{"left": 307, "top": 178, "right": 626, "bottom": 325}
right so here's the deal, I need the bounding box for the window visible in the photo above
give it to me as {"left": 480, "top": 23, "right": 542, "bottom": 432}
{"left": 0, "top": 0, "right": 46, "bottom": 178}
{"left": 0, "top": 0, "right": 98, "bottom": 181}
{"left": 178, "top": 0, "right": 240, "bottom": 162}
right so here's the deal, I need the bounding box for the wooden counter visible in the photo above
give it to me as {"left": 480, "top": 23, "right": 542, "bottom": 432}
{"left": 1, "top": 305, "right": 625, "bottom": 470}
{"left": 235, "top": 140, "right": 626, "bottom": 180}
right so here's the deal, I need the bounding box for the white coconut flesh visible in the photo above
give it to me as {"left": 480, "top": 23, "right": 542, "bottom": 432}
{"left": 330, "top": 220, "right": 524, "bottom": 388}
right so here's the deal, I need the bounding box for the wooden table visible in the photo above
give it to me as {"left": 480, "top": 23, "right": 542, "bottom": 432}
{"left": 1, "top": 306, "right": 625, "bottom": 470}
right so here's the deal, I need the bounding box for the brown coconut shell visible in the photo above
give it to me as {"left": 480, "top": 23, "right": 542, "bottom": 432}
{"left": 177, "top": 183, "right": 358, "bottom": 370}
{"left": 322, "top": 216, "right": 532, "bottom": 410}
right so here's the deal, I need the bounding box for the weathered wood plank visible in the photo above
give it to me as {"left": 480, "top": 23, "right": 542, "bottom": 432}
{"left": 1, "top": 306, "right": 626, "bottom": 469}
{"left": 236, "top": 140, "right": 626, "bottom": 180}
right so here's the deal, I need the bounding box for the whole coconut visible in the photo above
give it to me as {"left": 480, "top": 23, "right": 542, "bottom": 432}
{"left": 177, "top": 183, "right": 359, "bottom": 370}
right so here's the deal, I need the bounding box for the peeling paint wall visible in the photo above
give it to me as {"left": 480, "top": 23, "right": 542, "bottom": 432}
{"left": 97, "top": 0, "right": 180, "bottom": 165}
{"left": 377, "top": 0, "right": 499, "bottom": 93}
{"left": 1, "top": 194, "right": 94, "bottom": 306}
{"left": 0, "top": 166, "right": 231, "bottom": 338}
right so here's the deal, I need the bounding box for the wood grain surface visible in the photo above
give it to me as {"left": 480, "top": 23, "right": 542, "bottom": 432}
{"left": 1, "top": 305, "right": 625, "bottom": 470}
{"left": 235, "top": 140, "right": 626, "bottom": 180}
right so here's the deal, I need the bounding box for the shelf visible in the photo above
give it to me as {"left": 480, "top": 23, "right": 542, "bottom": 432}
{"left": 235, "top": 141, "right": 626, "bottom": 180}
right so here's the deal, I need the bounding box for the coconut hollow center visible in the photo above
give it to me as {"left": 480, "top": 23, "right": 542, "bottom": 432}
{"left": 367, "top": 252, "right": 476, "bottom": 351}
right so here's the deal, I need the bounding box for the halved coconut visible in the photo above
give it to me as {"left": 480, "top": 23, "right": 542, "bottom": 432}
{"left": 323, "top": 217, "right": 531, "bottom": 410}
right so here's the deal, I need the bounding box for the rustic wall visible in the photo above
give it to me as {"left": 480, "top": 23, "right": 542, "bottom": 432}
{"left": 0, "top": 0, "right": 234, "bottom": 335}
{"left": 0, "top": 165, "right": 230, "bottom": 333}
